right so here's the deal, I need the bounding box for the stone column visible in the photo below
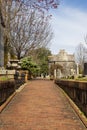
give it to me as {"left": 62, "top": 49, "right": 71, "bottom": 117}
{"left": 54, "top": 69, "right": 57, "bottom": 79}
{"left": 76, "top": 63, "right": 79, "bottom": 75}
{"left": 57, "top": 69, "right": 62, "bottom": 78}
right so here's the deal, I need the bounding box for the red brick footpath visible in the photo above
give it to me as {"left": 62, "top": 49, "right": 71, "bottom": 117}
{"left": 0, "top": 80, "right": 87, "bottom": 130}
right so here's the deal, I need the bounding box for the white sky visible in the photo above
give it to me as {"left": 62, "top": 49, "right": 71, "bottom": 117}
{"left": 50, "top": 3, "right": 87, "bottom": 55}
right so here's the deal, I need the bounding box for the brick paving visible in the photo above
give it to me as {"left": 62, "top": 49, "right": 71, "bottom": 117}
{"left": 0, "top": 80, "right": 86, "bottom": 130}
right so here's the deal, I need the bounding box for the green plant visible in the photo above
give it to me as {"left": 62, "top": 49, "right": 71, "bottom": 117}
{"left": 0, "top": 76, "right": 9, "bottom": 81}
{"left": 21, "top": 57, "right": 39, "bottom": 77}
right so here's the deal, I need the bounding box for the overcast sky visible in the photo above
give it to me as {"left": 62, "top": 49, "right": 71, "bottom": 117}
{"left": 50, "top": 0, "right": 87, "bottom": 54}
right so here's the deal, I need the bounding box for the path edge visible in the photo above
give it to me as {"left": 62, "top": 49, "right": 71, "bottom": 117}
{"left": 55, "top": 84, "right": 87, "bottom": 128}
{"left": 0, "top": 83, "right": 28, "bottom": 113}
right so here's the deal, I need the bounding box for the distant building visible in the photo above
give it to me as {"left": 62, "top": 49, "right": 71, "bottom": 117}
{"left": 48, "top": 49, "right": 76, "bottom": 78}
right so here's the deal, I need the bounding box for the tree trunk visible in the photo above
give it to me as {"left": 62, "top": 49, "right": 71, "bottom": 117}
{"left": 4, "top": 36, "right": 8, "bottom": 67}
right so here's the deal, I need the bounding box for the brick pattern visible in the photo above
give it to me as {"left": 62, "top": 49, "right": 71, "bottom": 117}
{"left": 0, "top": 80, "right": 86, "bottom": 130}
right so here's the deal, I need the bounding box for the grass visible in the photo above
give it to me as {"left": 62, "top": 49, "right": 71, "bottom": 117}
{"left": 61, "top": 76, "right": 87, "bottom": 82}
{"left": 0, "top": 76, "right": 10, "bottom": 81}
{"left": 75, "top": 77, "right": 87, "bottom": 81}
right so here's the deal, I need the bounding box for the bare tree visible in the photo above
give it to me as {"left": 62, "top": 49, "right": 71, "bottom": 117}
{"left": 75, "top": 43, "right": 85, "bottom": 73}
{"left": 0, "top": 0, "right": 58, "bottom": 64}
{"left": 10, "top": 10, "right": 53, "bottom": 59}
{"left": 84, "top": 34, "right": 87, "bottom": 44}
{"left": 0, "top": 0, "right": 23, "bottom": 65}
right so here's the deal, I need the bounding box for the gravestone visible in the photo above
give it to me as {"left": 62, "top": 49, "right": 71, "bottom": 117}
{"left": 84, "top": 63, "right": 87, "bottom": 75}
{"left": 83, "top": 55, "right": 87, "bottom": 76}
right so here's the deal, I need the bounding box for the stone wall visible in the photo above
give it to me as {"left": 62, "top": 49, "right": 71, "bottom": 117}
{"left": 55, "top": 79, "right": 87, "bottom": 117}
{"left": 0, "top": 69, "right": 16, "bottom": 79}
{"left": 0, "top": 80, "right": 15, "bottom": 105}
{"left": 0, "top": 70, "right": 27, "bottom": 105}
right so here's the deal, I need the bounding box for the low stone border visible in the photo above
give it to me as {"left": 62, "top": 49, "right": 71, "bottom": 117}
{"left": 55, "top": 79, "right": 87, "bottom": 117}
{"left": 55, "top": 84, "right": 87, "bottom": 128}
{"left": 0, "top": 82, "right": 28, "bottom": 113}
{"left": 0, "top": 92, "right": 16, "bottom": 113}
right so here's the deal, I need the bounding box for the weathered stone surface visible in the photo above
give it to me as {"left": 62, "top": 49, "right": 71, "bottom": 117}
{"left": 0, "top": 70, "right": 16, "bottom": 75}
{"left": 48, "top": 50, "right": 76, "bottom": 77}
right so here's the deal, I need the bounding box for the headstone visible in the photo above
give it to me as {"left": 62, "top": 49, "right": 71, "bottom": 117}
{"left": 83, "top": 55, "right": 87, "bottom": 76}
{"left": 84, "top": 63, "right": 87, "bottom": 75}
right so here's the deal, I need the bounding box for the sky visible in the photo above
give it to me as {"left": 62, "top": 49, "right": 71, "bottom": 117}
{"left": 50, "top": 0, "right": 87, "bottom": 55}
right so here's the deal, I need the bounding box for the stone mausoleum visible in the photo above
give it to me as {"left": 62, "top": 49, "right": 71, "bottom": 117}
{"left": 48, "top": 49, "right": 76, "bottom": 78}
